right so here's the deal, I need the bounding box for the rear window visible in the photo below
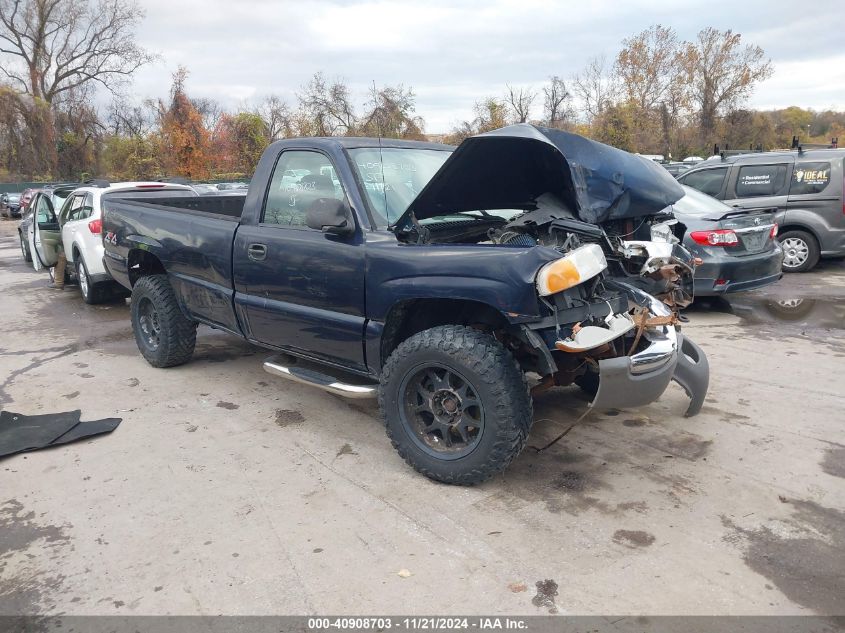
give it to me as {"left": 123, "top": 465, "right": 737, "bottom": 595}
{"left": 735, "top": 164, "right": 789, "bottom": 198}
{"left": 789, "top": 161, "right": 832, "bottom": 195}
{"left": 672, "top": 185, "right": 734, "bottom": 217}
{"left": 679, "top": 167, "right": 728, "bottom": 197}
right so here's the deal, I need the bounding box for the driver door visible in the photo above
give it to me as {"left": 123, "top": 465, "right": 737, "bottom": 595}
{"left": 29, "top": 194, "right": 61, "bottom": 271}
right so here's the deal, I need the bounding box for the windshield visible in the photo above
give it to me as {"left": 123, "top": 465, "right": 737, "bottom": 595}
{"left": 348, "top": 147, "right": 451, "bottom": 228}
{"left": 671, "top": 185, "right": 733, "bottom": 217}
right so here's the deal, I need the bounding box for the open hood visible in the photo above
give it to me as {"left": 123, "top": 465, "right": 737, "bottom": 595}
{"left": 394, "top": 124, "right": 684, "bottom": 231}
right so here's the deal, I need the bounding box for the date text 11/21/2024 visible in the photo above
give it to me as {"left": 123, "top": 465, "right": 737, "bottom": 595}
{"left": 307, "top": 617, "right": 529, "bottom": 630}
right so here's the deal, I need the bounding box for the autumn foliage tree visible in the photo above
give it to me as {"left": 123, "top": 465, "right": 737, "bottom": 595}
{"left": 158, "top": 67, "right": 211, "bottom": 179}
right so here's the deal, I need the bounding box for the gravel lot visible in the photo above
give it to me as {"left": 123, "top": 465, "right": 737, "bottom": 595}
{"left": 1, "top": 218, "right": 843, "bottom": 616}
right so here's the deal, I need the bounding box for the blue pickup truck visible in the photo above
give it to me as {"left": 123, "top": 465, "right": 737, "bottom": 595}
{"left": 101, "top": 124, "right": 709, "bottom": 484}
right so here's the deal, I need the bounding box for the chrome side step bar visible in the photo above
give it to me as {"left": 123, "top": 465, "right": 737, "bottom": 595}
{"left": 263, "top": 355, "right": 377, "bottom": 399}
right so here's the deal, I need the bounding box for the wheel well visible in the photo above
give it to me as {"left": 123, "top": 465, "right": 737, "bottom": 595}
{"left": 127, "top": 249, "right": 166, "bottom": 286}
{"left": 380, "top": 299, "right": 511, "bottom": 366}
{"left": 779, "top": 224, "right": 820, "bottom": 246}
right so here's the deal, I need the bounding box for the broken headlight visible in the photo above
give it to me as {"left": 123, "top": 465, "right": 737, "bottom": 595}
{"left": 536, "top": 243, "right": 607, "bottom": 297}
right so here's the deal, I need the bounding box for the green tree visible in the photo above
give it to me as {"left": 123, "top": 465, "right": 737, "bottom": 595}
{"left": 215, "top": 111, "right": 269, "bottom": 175}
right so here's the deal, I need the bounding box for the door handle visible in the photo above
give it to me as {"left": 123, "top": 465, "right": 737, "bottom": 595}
{"left": 247, "top": 243, "right": 267, "bottom": 261}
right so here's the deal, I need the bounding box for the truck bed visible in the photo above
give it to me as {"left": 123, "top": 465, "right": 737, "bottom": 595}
{"left": 102, "top": 195, "right": 246, "bottom": 333}
{"left": 117, "top": 194, "right": 247, "bottom": 220}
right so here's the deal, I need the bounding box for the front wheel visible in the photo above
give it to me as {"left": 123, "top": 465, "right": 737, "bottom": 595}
{"left": 130, "top": 274, "right": 197, "bottom": 367}
{"left": 379, "top": 325, "right": 532, "bottom": 485}
{"left": 779, "top": 230, "right": 819, "bottom": 272}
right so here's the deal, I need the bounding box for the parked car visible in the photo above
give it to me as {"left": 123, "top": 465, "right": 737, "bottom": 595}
{"left": 669, "top": 185, "right": 783, "bottom": 295}
{"left": 677, "top": 149, "right": 845, "bottom": 272}
{"left": 215, "top": 182, "right": 248, "bottom": 191}
{"left": 99, "top": 125, "right": 710, "bottom": 485}
{"left": 19, "top": 184, "right": 83, "bottom": 264}
{"left": 18, "top": 188, "right": 38, "bottom": 214}
{"left": 17, "top": 190, "right": 40, "bottom": 262}
{"left": 1, "top": 192, "right": 22, "bottom": 218}
{"left": 662, "top": 162, "right": 691, "bottom": 177}
{"left": 28, "top": 181, "right": 197, "bottom": 303}
{"left": 190, "top": 183, "right": 220, "bottom": 195}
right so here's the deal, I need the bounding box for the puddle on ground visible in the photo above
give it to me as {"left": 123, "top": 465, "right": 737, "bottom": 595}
{"left": 613, "top": 529, "right": 655, "bottom": 548}
{"left": 820, "top": 446, "right": 845, "bottom": 479}
{"left": 722, "top": 498, "right": 845, "bottom": 614}
{"left": 691, "top": 295, "right": 845, "bottom": 331}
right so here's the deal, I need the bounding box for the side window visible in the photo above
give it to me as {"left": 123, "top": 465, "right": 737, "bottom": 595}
{"left": 679, "top": 167, "right": 729, "bottom": 197}
{"left": 790, "top": 161, "right": 832, "bottom": 195}
{"left": 735, "top": 164, "right": 789, "bottom": 198}
{"left": 35, "top": 195, "right": 55, "bottom": 224}
{"left": 263, "top": 151, "right": 346, "bottom": 227}
{"left": 79, "top": 194, "right": 94, "bottom": 219}
{"left": 66, "top": 195, "right": 86, "bottom": 221}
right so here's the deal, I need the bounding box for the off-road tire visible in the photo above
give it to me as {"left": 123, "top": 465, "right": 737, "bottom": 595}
{"left": 379, "top": 325, "right": 532, "bottom": 485}
{"left": 130, "top": 274, "right": 197, "bottom": 368}
{"left": 19, "top": 231, "right": 31, "bottom": 262}
{"left": 779, "top": 229, "right": 819, "bottom": 273}
{"left": 76, "top": 257, "right": 109, "bottom": 305}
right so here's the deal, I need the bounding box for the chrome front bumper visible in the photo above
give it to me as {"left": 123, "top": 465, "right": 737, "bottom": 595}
{"left": 590, "top": 293, "right": 709, "bottom": 417}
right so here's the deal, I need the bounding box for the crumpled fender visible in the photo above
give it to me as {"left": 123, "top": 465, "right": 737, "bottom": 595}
{"left": 672, "top": 333, "right": 709, "bottom": 417}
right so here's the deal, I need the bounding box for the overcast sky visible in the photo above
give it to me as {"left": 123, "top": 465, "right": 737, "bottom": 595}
{"left": 127, "top": 0, "right": 845, "bottom": 132}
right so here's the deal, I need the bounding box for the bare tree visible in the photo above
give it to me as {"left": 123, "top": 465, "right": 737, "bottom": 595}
{"left": 192, "top": 97, "right": 224, "bottom": 133}
{"left": 542, "top": 75, "right": 574, "bottom": 128}
{"left": 505, "top": 84, "right": 535, "bottom": 123}
{"left": 255, "top": 94, "right": 294, "bottom": 140}
{"left": 108, "top": 96, "right": 155, "bottom": 137}
{"left": 297, "top": 71, "right": 357, "bottom": 136}
{"left": 0, "top": 0, "right": 152, "bottom": 174}
{"left": 571, "top": 55, "right": 618, "bottom": 121}
{"left": 615, "top": 25, "right": 681, "bottom": 112}
{"left": 0, "top": 0, "right": 153, "bottom": 103}
{"left": 359, "top": 83, "right": 424, "bottom": 139}
{"left": 681, "top": 27, "right": 773, "bottom": 146}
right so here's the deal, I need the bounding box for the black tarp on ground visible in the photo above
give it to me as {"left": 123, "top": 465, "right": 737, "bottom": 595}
{"left": 0, "top": 409, "right": 121, "bottom": 459}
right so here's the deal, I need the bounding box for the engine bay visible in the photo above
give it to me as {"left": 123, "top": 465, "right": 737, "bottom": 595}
{"left": 400, "top": 193, "right": 695, "bottom": 310}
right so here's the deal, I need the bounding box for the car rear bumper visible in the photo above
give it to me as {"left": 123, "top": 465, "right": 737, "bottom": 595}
{"left": 693, "top": 245, "right": 784, "bottom": 296}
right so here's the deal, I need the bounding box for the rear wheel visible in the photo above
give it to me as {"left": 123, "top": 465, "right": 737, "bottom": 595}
{"left": 130, "top": 274, "right": 197, "bottom": 367}
{"left": 379, "top": 325, "right": 532, "bottom": 485}
{"left": 76, "top": 256, "right": 108, "bottom": 304}
{"left": 19, "top": 232, "right": 31, "bottom": 262}
{"left": 779, "top": 230, "right": 819, "bottom": 272}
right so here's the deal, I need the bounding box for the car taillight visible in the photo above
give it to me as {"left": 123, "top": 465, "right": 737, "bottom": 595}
{"left": 770, "top": 223, "right": 778, "bottom": 239}
{"left": 689, "top": 229, "right": 739, "bottom": 247}
{"left": 88, "top": 219, "right": 102, "bottom": 234}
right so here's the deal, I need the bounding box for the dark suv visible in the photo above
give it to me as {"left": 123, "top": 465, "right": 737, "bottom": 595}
{"left": 677, "top": 149, "right": 845, "bottom": 271}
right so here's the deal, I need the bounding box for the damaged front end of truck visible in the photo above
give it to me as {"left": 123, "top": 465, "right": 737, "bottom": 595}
{"left": 392, "top": 124, "right": 710, "bottom": 417}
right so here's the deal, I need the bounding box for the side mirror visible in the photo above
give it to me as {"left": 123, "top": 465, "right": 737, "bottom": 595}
{"left": 306, "top": 198, "right": 355, "bottom": 236}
